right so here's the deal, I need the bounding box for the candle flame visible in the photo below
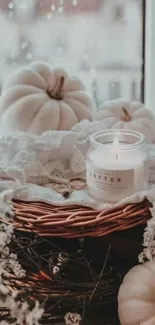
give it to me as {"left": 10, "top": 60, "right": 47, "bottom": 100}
{"left": 113, "top": 137, "right": 119, "bottom": 146}
{"left": 113, "top": 137, "right": 120, "bottom": 160}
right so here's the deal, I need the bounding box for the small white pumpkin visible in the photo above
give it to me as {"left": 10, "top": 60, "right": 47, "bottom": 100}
{"left": 0, "top": 61, "right": 95, "bottom": 134}
{"left": 118, "top": 261, "right": 155, "bottom": 325}
{"left": 95, "top": 98, "right": 155, "bottom": 143}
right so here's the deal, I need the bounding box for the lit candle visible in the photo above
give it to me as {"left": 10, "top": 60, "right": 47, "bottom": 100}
{"left": 86, "top": 130, "right": 149, "bottom": 202}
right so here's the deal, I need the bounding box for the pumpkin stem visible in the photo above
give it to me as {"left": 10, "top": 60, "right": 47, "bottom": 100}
{"left": 47, "top": 76, "right": 64, "bottom": 100}
{"left": 121, "top": 107, "right": 132, "bottom": 122}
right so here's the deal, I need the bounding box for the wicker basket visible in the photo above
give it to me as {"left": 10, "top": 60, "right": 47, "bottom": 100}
{"left": 0, "top": 198, "right": 152, "bottom": 325}
{"left": 1, "top": 197, "right": 151, "bottom": 238}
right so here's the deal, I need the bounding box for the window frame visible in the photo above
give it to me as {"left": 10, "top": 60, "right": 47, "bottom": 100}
{"left": 144, "top": 0, "right": 155, "bottom": 109}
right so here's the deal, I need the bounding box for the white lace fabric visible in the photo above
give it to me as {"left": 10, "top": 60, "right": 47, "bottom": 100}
{"left": 0, "top": 121, "right": 155, "bottom": 260}
{"left": 0, "top": 120, "right": 110, "bottom": 209}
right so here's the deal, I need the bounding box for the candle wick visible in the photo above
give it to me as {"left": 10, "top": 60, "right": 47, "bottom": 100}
{"left": 116, "top": 152, "right": 119, "bottom": 160}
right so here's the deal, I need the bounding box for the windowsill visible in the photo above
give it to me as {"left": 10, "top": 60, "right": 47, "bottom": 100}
{"left": 144, "top": 0, "right": 155, "bottom": 110}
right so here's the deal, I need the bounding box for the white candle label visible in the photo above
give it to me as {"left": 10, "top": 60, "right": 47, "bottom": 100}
{"left": 86, "top": 162, "right": 134, "bottom": 199}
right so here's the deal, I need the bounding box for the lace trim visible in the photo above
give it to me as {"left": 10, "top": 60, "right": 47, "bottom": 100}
{"left": 0, "top": 124, "right": 155, "bottom": 258}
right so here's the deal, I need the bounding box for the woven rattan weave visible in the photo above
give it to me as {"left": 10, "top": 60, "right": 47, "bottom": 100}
{"left": 0, "top": 198, "right": 152, "bottom": 238}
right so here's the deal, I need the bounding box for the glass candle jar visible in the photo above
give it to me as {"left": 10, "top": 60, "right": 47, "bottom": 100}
{"left": 86, "top": 129, "right": 149, "bottom": 203}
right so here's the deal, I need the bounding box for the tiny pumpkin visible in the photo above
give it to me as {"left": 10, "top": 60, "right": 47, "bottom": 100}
{"left": 118, "top": 261, "right": 155, "bottom": 325}
{"left": 95, "top": 98, "right": 155, "bottom": 143}
{"left": 0, "top": 61, "right": 95, "bottom": 134}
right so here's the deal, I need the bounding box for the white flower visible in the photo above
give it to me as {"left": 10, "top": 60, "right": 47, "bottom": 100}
{"left": 0, "top": 283, "right": 9, "bottom": 295}
{"left": 0, "top": 204, "right": 43, "bottom": 325}
{"left": 2, "top": 246, "right": 9, "bottom": 257}
{"left": 139, "top": 203, "right": 155, "bottom": 262}
{"left": 0, "top": 288, "right": 44, "bottom": 325}
{"left": 8, "top": 253, "right": 26, "bottom": 278}
{"left": 26, "top": 301, "right": 44, "bottom": 325}
{"left": 65, "top": 312, "right": 81, "bottom": 325}
{"left": 53, "top": 266, "right": 60, "bottom": 274}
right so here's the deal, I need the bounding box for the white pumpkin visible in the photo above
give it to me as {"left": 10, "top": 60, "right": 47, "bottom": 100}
{"left": 118, "top": 261, "right": 155, "bottom": 325}
{"left": 95, "top": 99, "right": 155, "bottom": 143}
{"left": 0, "top": 61, "right": 95, "bottom": 134}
